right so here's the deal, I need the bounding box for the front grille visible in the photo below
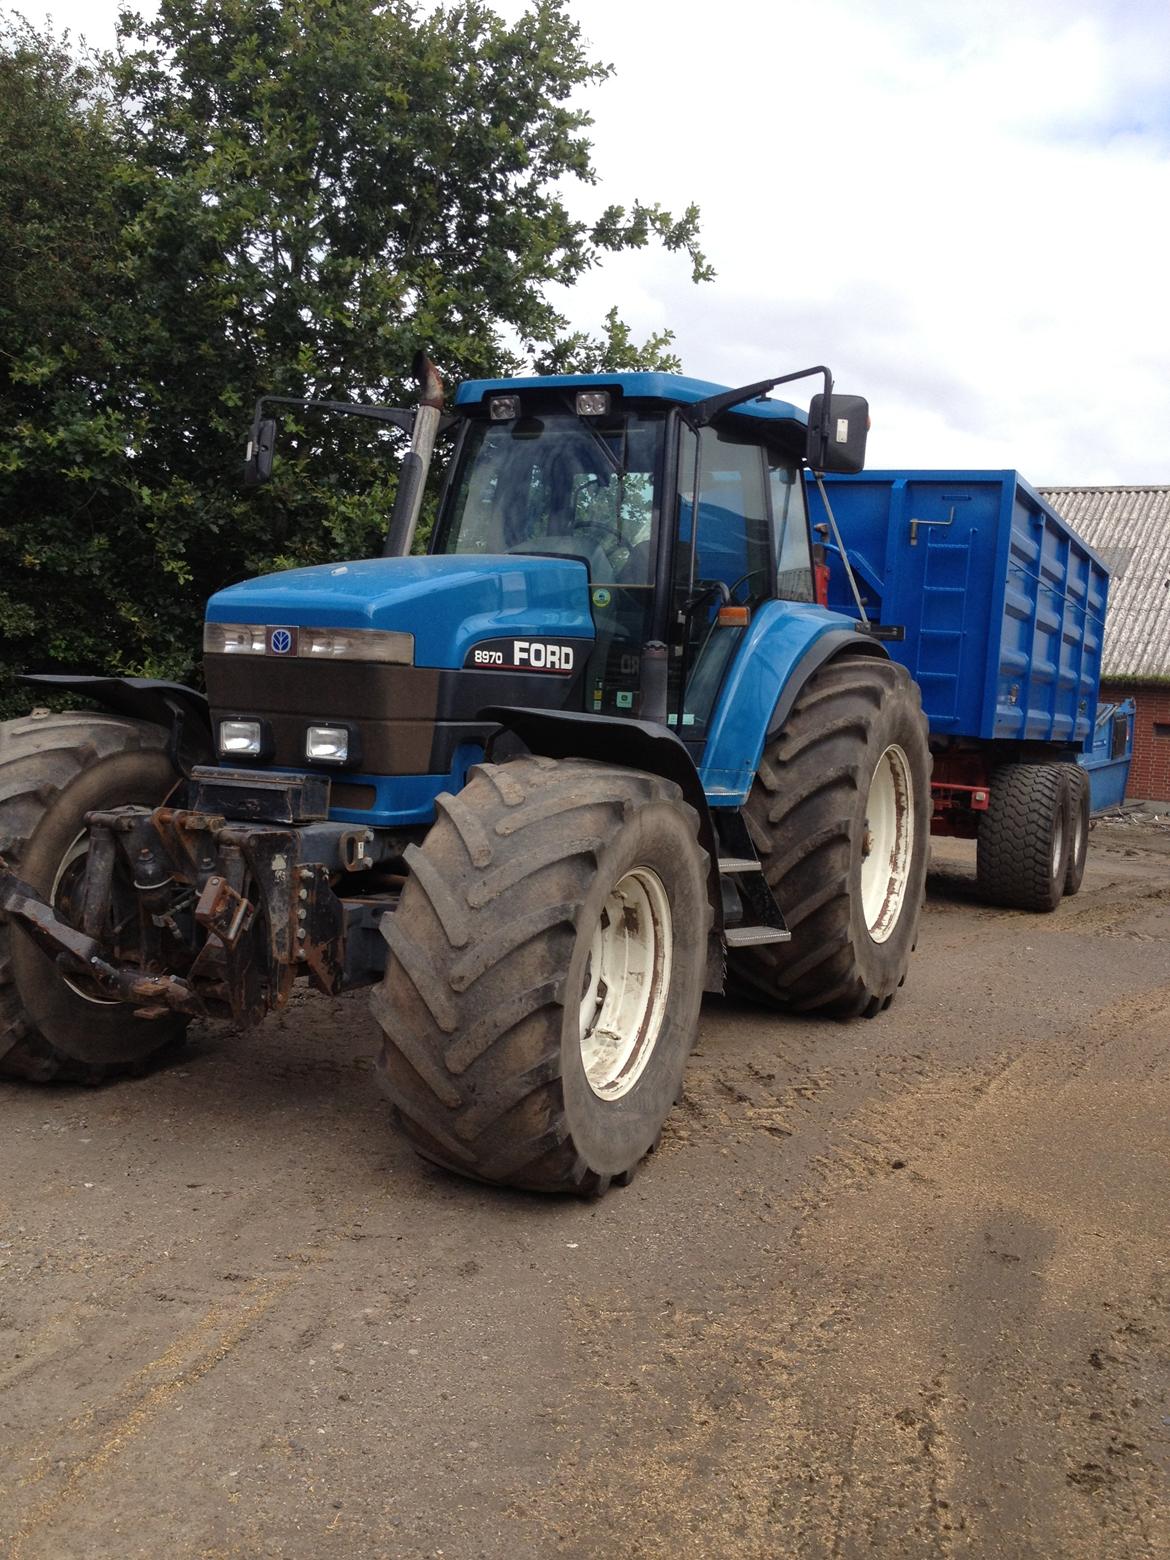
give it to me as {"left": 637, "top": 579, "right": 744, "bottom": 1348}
{"left": 205, "top": 654, "right": 441, "bottom": 775}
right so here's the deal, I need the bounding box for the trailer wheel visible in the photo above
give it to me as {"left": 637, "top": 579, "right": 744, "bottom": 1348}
{"left": 1063, "top": 767, "right": 1091, "bottom": 896}
{"left": 975, "top": 763, "right": 1072, "bottom": 912}
{"left": 728, "top": 657, "right": 930, "bottom": 1018}
{"left": 372, "top": 757, "right": 710, "bottom": 1194}
{"left": 0, "top": 712, "right": 187, "bottom": 1084}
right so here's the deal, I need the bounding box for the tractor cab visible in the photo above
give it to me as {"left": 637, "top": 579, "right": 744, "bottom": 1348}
{"left": 431, "top": 372, "right": 860, "bottom": 745}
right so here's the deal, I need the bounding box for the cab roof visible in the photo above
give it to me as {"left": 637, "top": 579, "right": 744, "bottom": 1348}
{"left": 453, "top": 372, "right": 808, "bottom": 428}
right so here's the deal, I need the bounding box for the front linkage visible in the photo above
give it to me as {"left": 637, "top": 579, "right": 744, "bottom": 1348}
{"left": 0, "top": 767, "right": 394, "bottom": 1028}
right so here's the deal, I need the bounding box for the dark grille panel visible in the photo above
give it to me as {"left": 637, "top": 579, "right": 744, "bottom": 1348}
{"left": 205, "top": 653, "right": 586, "bottom": 776}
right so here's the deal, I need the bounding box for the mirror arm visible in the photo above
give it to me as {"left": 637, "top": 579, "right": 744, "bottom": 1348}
{"left": 684, "top": 365, "right": 833, "bottom": 432}
{"left": 242, "top": 393, "right": 456, "bottom": 489}
{"left": 249, "top": 394, "right": 418, "bottom": 434}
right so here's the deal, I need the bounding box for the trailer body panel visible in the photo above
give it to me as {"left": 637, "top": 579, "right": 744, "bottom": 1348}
{"left": 810, "top": 471, "right": 1110, "bottom": 750}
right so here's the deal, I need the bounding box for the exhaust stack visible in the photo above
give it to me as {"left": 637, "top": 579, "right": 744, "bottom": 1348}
{"left": 383, "top": 351, "right": 444, "bottom": 557}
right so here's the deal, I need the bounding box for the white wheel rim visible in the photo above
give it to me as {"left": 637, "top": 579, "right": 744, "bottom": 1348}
{"left": 578, "top": 867, "right": 672, "bottom": 1100}
{"left": 1051, "top": 806, "right": 1065, "bottom": 880}
{"left": 1072, "top": 799, "right": 1085, "bottom": 862}
{"left": 860, "top": 744, "right": 915, "bottom": 944}
{"left": 50, "top": 831, "right": 120, "bottom": 1007}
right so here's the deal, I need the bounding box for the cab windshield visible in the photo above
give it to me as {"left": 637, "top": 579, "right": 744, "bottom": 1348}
{"left": 433, "top": 409, "right": 665, "bottom": 586}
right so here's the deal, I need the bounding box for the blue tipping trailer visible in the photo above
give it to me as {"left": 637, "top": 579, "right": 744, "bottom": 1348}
{"left": 808, "top": 470, "right": 1120, "bottom": 909}
{"left": 1080, "top": 698, "right": 1136, "bottom": 813}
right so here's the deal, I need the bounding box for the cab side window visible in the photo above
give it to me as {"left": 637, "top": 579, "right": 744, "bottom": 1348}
{"left": 768, "top": 452, "right": 814, "bottom": 602}
{"left": 693, "top": 428, "right": 771, "bottom": 604}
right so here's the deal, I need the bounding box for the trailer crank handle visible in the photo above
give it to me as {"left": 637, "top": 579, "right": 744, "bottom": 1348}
{"left": 908, "top": 507, "right": 957, "bottom": 546}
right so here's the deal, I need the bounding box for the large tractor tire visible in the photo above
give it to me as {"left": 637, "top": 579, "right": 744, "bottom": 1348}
{"left": 0, "top": 711, "right": 187, "bottom": 1084}
{"left": 976, "top": 762, "right": 1072, "bottom": 912}
{"left": 728, "top": 657, "right": 930, "bottom": 1018}
{"left": 1063, "top": 765, "right": 1091, "bottom": 897}
{"left": 372, "top": 756, "right": 711, "bottom": 1195}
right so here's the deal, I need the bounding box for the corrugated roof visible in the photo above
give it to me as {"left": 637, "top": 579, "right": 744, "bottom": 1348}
{"left": 1040, "top": 486, "right": 1170, "bottom": 682}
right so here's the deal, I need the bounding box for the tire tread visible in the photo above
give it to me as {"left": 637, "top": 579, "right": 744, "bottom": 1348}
{"left": 0, "top": 711, "right": 181, "bottom": 1083}
{"left": 374, "top": 757, "right": 709, "bottom": 1194}
{"left": 727, "top": 657, "right": 930, "bottom": 1018}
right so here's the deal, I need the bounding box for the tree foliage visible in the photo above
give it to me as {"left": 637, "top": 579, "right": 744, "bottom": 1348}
{"left": 0, "top": 15, "right": 157, "bottom": 702}
{"left": 0, "top": 0, "right": 708, "bottom": 716}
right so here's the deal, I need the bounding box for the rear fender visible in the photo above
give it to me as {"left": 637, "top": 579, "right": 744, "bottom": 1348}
{"left": 21, "top": 675, "right": 214, "bottom": 773}
{"left": 698, "top": 605, "right": 888, "bottom": 804}
{"left": 481, "top": 705, "right": 726, "bottom": 991}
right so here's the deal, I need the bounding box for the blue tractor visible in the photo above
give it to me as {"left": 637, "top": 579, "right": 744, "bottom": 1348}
{"left": 0, "top": 360, "right": 930, "bottom": 1194}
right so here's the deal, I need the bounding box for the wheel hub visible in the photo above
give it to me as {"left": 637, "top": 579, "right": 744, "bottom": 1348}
{"left": 51, "top": 832, "right": 122, "bottom": 1006}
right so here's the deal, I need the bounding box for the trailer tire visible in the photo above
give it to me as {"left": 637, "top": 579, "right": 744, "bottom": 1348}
{"left": 0, "top": 712, "right": 187, "bottom": 1084}
{"left": 728, "top": 657, "right": 930, "bottom": 1018}
{"left": 1063, "top": 766, "right": 1091, "bottom": 896}
{"left": 372, "top": 756, "right": 710, "bottom": 1194}
{"left": 976, "top": 762, "right": 1072, "bottom": 913}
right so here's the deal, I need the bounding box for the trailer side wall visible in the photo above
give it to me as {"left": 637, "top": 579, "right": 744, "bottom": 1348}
{"left": 810, "top": 471, "right": 1109, "bottom": 748}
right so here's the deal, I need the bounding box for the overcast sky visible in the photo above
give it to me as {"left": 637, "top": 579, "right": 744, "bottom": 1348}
{"left": 32, "top": 0, "right": 1170, "bottom": 484}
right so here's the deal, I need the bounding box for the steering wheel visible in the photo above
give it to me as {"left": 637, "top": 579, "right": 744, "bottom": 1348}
{"left": 573, "top": 517, "right": 625, "bottom": 552}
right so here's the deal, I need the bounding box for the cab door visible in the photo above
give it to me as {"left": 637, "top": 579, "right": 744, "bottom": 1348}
{"left": 670, "top": 421, "right": 813, "bottom": 746}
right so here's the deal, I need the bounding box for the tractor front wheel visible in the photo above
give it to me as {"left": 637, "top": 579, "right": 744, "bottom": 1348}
{"left": 372, "top": 756, "right": 711, "bottom": 1194}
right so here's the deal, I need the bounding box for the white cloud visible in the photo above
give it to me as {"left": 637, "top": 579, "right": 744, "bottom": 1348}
{"left": 27, "top": 0, "right": 1170, "bottom": 480}
{"left": 543, "top": 0, "right": 1170, "bottom": 482}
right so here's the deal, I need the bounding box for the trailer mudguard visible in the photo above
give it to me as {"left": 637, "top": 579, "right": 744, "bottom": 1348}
{"left": 482, "top": 704, "right": 725, "bottom": 989}
{"left": 21, "top": 675, "right": 215, "bottom": 770}
{"left": 697, "top": 603, "right": 887, "bottom": 805}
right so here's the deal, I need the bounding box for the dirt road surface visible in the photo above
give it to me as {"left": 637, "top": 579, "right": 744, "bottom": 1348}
{"left": 2, "top": 822, "right": 1169, "bottom": 1559}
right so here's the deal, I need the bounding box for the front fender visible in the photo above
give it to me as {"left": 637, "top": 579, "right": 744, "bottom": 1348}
{"left": 21, "top": 674, "right": 214, "bottom": 771}
{"left": 697, "top": 604, "right": 887, "bottom": 805}
{"left": 481, "top": 705, "right": 725, "bottom": 991}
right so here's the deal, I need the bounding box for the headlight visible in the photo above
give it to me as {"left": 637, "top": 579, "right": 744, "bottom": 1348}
{"left": 576, "top": 390, "right": 611, "bottom": 417}
{"left": 204, "top": 622, "right": 413, "bottom": 664}
{"left": 219, "top": 719, "right": 263, "bottom": 757}
{"left": 305, "top": 725, "right": 350, "bottom": 764}
{"left": 299, "top": 628, "right": 414, "bottom": 664}
{"left": 204, "top": 622, "right": 267, "bottom": 654}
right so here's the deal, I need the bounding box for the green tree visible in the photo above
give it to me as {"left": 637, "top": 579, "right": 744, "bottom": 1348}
{"left": 0, "top": 0, "right": 709, "bottom": 715}
{"left": 533, "top": 304, "right": 683, "bottom": 375}
{"left": 0, "top": 13, "right": 174, "bottom": 715}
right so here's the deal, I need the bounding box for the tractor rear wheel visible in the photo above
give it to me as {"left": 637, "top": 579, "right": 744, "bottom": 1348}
{"left": 976, "top": 762, "right": 1072, "bottom": 912}
{"left": 0, "top": 711, "right": 187, "bottom": 1083}
{"left": 1063, "top": 766, "right": 1091, "bottom": 896}
{"left": 372, "top": 756, "right": 711, "bottom": 1194}
{"left": 728, "top": 657, "right": 931, "bottom": 1017}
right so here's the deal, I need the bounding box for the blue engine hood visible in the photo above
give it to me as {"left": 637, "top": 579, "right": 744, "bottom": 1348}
{"left": 205, "top": 553, "right": 595, "bottom": 670}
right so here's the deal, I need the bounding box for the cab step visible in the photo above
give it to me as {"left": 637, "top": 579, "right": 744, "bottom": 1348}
{"left": 724, "top": 925, "right": 791, "bottom": 947}
{"left": 717, "top": 856, "right": 762, "bottom": 875}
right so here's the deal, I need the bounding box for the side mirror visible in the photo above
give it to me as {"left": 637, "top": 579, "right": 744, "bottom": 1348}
{"left": 807, "top": 393, "right": 869, "bottom": 474}
{"left": 243, "top": 417, "right": 277, "bottom": 486}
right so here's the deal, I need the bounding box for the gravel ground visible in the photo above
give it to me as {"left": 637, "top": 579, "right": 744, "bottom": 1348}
{"left": 2, "top": 822, "right": 1168, "bottom": 1559}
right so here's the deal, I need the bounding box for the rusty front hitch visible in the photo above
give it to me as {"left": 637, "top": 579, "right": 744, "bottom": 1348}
{"left": 0, "top": 858, "right": 207, "bottom": 1016}
{"left": 0, "top": 782, "right": 382, "bottom": 1030}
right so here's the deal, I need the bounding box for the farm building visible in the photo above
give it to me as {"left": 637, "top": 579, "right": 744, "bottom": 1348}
{"left": 1041, "top": 485, "right": 1170, "bottom": 803}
